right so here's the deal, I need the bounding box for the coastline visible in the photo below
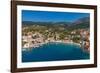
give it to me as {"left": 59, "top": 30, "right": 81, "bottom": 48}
{"left": 22, "top": 40, "right": 81, "bottom": 49}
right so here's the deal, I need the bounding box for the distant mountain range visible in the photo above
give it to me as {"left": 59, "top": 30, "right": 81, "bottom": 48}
{"left": 71, "top": 17, "right": 89, "bottom": 25}
{"left": 22, "top": 17, "right": 90, "bottom": 30}
{"left": 22, "top": 21, "right": 71, "bottom": 26}
{"left": 68, "top": 17, "right": 90, "bottom": 30}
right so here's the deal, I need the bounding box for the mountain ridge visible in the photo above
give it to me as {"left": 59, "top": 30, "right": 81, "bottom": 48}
{"left": 22, "top": 17, "right": 90, "bottom": 30}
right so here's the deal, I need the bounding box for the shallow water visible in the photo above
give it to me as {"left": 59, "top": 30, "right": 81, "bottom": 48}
{"left": 22, "top": 42, "right": 90, "bottom": 62}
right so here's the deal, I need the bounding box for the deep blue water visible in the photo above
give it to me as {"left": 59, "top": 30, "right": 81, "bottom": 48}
{"left": 22, "top": 43, "right": 90, "bottom": 62}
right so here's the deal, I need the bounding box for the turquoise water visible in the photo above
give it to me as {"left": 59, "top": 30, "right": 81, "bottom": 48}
{"left": 22, "top": 43, "right": 90, "bottom": 62}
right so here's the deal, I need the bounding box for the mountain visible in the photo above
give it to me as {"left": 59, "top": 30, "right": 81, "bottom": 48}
{"left": 68, "top": 17, "right": 90, "bottom": 30}
{"left": 22, "top": 21, "right": 71, "bottom": 27}
{"left": 71, "top": 17, "right": 89, "bottom": 25}
{"left": 22, "top": 17, "right": 90, "bottom": 30}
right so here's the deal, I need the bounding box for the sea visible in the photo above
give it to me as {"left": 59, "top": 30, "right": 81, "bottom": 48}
{"left": 22, "top": 42, "right": 90, "bottom": 62}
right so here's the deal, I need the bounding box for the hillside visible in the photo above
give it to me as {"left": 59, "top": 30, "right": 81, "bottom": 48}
{"left": 22, "top": 17, "right": 90, "bottom": 31}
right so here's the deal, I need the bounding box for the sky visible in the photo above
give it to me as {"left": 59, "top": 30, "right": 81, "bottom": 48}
{"left": 22, "top": 10, "right": 90, "bottom": 22}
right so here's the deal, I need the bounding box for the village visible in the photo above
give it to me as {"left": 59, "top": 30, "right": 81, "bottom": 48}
{"left": 22, "top": 28, "right": 90, "bottom": 52}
